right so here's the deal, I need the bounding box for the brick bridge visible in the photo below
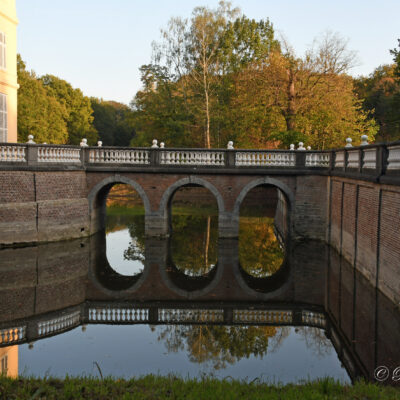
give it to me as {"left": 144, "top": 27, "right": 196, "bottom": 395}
{"left": 1, "top": 141, "right": 400, "bottom": 302}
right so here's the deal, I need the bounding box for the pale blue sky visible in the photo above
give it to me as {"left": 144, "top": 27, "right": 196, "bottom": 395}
{"left": 17, "top": 0, "right": 399, "bottom": 105}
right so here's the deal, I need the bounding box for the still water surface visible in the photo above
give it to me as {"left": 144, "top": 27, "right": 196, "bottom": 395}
{"left": 0, "top": 186, "right": 398, "bottom": 384}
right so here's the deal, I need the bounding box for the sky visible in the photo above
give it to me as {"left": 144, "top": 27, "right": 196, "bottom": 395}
{"left": 17, "top": 0, "right": 400, "bottom": 105}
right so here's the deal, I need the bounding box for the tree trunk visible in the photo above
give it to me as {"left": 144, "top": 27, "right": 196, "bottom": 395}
{"left": 285, "top": 69, "right": 296, "bottom": 131}
{"left": 203, "top": 70, "right": 211, "bottom": 148}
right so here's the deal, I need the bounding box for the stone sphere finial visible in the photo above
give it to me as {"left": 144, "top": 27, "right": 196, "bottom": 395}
{"left": 151, "top": 139, "right": 158, "bottom": 148}
{"left": 27, "top": 135, "right": 35, "bottom": 144}
{"left": 307, "top": 146, "right": 311, "bottom": 150}
{"left": 289, "top": 144, "right": 295, "bottom": 151}
{"left": 345, "top": 137, "right": 353, "bottom": 147}
{"left": 298, "top": 142, "right": 305, "bottom": 150}
{"left": 28, "top": 342, "right": 35, "bottom": 350}
{"left": 360, "top": 135, "right": 368, "bottom": 146}
{"left": 227, "top": 141, "right": 234, "bottom": 149}
{"left": 80, "top": 138, "right": 88, "bottom": 147}
{"left": 97, "top": 141, "right": 102, "bottom": 147}
{"left": 160, "top": 142, "right": 165, "bottom": 148}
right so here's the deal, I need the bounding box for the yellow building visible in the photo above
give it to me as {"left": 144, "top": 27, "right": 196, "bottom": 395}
{"left": 0, "top": 346, "right": 18, "bottom": 377}
{"left": 0, "top": 0, "right": 18, "bottom": 143}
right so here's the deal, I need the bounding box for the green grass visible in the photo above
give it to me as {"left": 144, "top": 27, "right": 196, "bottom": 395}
{"left": 0, "top": 376, "right": 398, "bottom": 400}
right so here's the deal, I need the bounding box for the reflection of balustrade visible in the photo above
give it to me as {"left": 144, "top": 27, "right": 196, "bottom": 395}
{"left": 301, "top": 311, "right": 326, "bottom": 328}
{"left": 236, "top": 151, "right": 295, "bottom": 167}
{"left": 89, "top": 307, "right": 149, "bottom": 322}
{"left": 159, "top": 308, "right": 224, "bottom": 323}
{"left": 0, "top": 145, "right": 26, "bottom": 162}
{"left": 160, "top": 150, "right": 224, "bottom": 166}
{"left": 233, "top": 310, "right": 292, "bottom": 324}
{"left": 37, "top": 147, "right": 81, "bottom": 163}
{"left": 38, "top": 311, "right": 81, "bottom": 336}
{"left": 0, "top": 326, "right": 26, "bottom": 344}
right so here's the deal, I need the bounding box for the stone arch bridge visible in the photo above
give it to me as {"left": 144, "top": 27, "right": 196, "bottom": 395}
{"left": 1, "top": 141, "right": 400, "bottom": 302}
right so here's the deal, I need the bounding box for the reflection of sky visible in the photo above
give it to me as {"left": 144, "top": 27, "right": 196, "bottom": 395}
{"left": 18, "top": 325, "right": 350, "bottom": 384}
{"left": 106, "top": 229, "right": 143, "bottom": 276}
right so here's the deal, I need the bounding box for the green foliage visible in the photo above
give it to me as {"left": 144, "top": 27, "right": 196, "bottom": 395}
{"left": 239, "top": 217, "right": 284, "bottom": 277}
{"left": 131, "top": 5, "right": 279, "bottom": 148}
{"left": 390, "top": 38, "right": 400, "bottom": 77}
{"left": 91, "top": 99, "right": 136, "bottom": 146}
{"left": 40, "top": 75, "right": 98, "bottom": 145}
{"left": 17, "top": 55, "right": 98, "bottom": 145}
{"left": 157, "top": 324, "right": 277, "bottom": 369}
{"left": 354, "top": 64, "right": 400, "bottom": 142}
{"left": 17, "top": 55, "right": 68, "bottom": 143}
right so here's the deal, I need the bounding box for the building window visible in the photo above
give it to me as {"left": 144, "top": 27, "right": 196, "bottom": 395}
{"left": 0, "top": 31, "right": 5, "bottom": 70}
{"left": 0, "top": 354, "right": 8, "bottom": 375}
{"left": 0, "top": 93, "right": 7, "bottom": 142}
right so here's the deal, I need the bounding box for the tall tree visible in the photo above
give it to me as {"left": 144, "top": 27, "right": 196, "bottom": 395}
{"left": 91, "top": 99, "right": 136, "bottom": 146}
{"left": 40, "top": 75, "right": 98, "bottom": 145}
{"left": 17, "top": 55, "right": 68, "bottom": 143}
{"left": 354, "top": 64, "right": 400, "bottom": 142}
{"left": 232, "top": 32, "right": 377, "bottom": 149}
{"left": 133, "top": 4, "right": 278, "bottom": 148}
{"left": 390, "top": 39, "right": 400, "bottom": 77}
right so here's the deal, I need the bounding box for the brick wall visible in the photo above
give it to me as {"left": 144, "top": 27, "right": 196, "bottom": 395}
{"left": 0, "top": 171, "right": 89, "bottom": 246}
{"left": 328, "top": 177, "right": 400, "bottom": 304}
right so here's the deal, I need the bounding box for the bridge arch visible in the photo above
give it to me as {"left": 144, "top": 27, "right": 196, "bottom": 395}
{"left": 158, "top": 176, "right": 225, "bottom": 236}
{"left": 233, "top": 176, "right": 294, "bottom": 239}
{"left": 88, "top": 175, "right": 151, "bottom": 231}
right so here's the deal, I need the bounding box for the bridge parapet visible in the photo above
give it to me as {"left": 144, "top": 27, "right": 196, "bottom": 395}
{"left": 1, "top": 141, "right": 399, "bottom": 183}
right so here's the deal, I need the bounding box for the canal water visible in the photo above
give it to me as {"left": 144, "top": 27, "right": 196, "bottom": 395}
{"left": 0, "top": 185, "right": 399, "bottom": 385}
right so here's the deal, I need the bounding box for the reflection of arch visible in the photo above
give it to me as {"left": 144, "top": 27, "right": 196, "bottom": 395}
{"left": 234, "top": 259, "right": 291, "bottom": 299}
{"left": 88, "top": 232, "right": 149, "bottom": 296}
{"left": 158, "top": 176, "right": 225, "bottom": 216}
{"left": 159, "top": 238, "right": 224, "bottom": 299}
{"left": 233, "top": 177, "right": 294, "bottom": 238}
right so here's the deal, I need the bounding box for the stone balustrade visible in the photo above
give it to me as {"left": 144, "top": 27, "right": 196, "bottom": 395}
{"left": 236, "top": 151, "right": 295, "bottom": 166}
{"left": 233, "top": 309, "right": 293, "bottom": 324}
{"left": 88, "top": 307, "right": 149, "bottom": 323}
{"left": 158, "top": 308, "right": 224, "bottom": 323}
{"left": 0, "top": 144, "right": 26, "bottom": 162}
{"left": 37, "top": 311, "right": 81, "bottom": 336}
{"left": 301, "top": 311, "right": 326, "bottom": 328}
{"left": 0, "top": 141, "right": 399, "bottom": 183}
{"left": 0, "top": 304, "right": 330, "bottom": 347}
{"left": 0, "top": 326, "right": 26, "bottom": 344}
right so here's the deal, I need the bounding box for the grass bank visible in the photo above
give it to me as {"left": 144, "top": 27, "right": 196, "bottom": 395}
{"left": 0, "top": 376, "right": 398, "bottom": 400}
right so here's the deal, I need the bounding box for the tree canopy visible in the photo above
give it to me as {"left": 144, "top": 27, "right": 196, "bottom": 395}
{"left": 130, "top": 5, "right": 377, "bottom": 149}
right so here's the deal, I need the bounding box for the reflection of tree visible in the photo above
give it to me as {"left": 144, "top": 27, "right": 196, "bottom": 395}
{"left": 171, "top": 215, "right": 218, "bottom": 276}
{"left": 296, "top": 327, "right": 332, "bottom": 358}
{"left": 267, "top": 326, "right": 291, "bottom": 353}
{"left": 239, "top": 217, "right": 284, "bottom": 277}
{"left": 156, "top": 324, "right": 278, "bottom": 369}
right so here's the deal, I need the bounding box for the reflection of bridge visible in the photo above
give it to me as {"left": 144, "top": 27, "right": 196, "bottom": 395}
{"left": 0, "top": 302, "right": 326, "bottom": 346}
{"left": 0, "top": 233, "right": 399, "bottom": 384}
{"left": 1, "top": 141, "right": 400, "bottom": 303}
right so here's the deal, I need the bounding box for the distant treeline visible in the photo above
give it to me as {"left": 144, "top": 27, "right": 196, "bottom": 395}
{"left": 17, "top": 3, "right": 400, "bottom": 148}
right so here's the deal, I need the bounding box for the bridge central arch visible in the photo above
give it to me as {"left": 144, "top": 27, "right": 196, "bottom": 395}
{"left": 158, "top": 176, "right": 225, "bottom": 237}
